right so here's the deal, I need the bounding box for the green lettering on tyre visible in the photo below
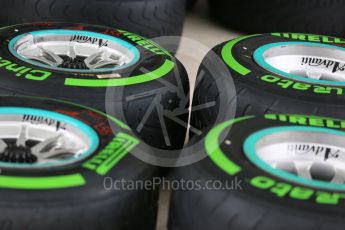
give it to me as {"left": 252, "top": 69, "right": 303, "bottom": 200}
{"left": 271, "top": 33, "right": 345, "bottom": 44}
{"left": 250, "top": 175, "right": 345, "bottom": 205}
{"left": 250, "top": 176, "right": 316, "bottom": 201}
{"left": 314, "top": 86, "right": 343, "bottom": 95}
{"left": 292, "top": 82, "right": 311, "bottom": 91}
{"left": 290, "top": 187, "right": 314, "bottom": 200}
{"left": 0, "top": 57, "right": 52, "bottom": 81}
{"left": 260, "top": 75, "right": 342, "bottom": 95}
{"left": 263, "top": 114, "right": 345, "bottom": 129}
{"left": 250, "top": 176, "right": 275, "bottom": 189}
{"left": 270, "top": 183, "right": 292, "bottom": 198}
{"left": 261, "top": 75, "right": 280, "bottom": 83}
{"left": 83, "top": 132, "right": 139, "bottom": 175}
{"left": 118, "top": 29, "right": 172, "bottom": 57}
{"left": 316, "top": 192, "right": 345, "bottom": 205}
{"left": 25, "top": 69, "right": 52, "bottom": 81}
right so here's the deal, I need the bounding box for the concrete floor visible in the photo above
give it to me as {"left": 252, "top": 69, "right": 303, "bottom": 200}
{"left": 155, "top": 1, "right": 241, "bottom": 229}
{"left": 176, "top": 0, "right": 241, "bottom": 89}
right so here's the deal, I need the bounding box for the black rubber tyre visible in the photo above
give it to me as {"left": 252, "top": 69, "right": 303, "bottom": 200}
{"left": 0, "top": 23, "right": 190, "bottom": 150}
{"left": 209, "top": 0, "right": 345, "bottom": 37}
{"left": 170, "top": 114, "right": 345, "bottom": 230}
{"left": 0, "top": 95, "right": 158, "bottom": 230}
{"left": 191, "top": 33, "right": 345, "bottom": 136}
{"left": 186, "top": 0, "right": 197, "bottom": 10}
{"left": 0, "top": 0, "right": 186, "bottom": 40}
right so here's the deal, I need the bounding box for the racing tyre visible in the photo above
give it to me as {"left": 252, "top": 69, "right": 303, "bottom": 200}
{"left": 209, "top": 0, "right": 345, "bottom": 37}
{"left": 0, "top": 23, "right": 190, "bottom": 150}
{"left": 0, "top": 95, "right": 158, "bottom": 230}
{"left": 187, "top": 0, "right": 197, "bottom": 10}
{"left": 170, "top": 114, "right": 345, "bottom": 230}
{"left": 0, "top": 0, "right": 186, "bottom": 41}
{"left": 191, "top": 33, "right": 345, "bottom": 136}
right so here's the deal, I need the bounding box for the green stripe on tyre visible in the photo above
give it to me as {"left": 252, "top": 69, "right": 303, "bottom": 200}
{"left": 0, "top": 174, "right": 85, "bottom": 189}
{"left": 221, "top": 34, "right": 260, "bottom": 76}
{"left": 64, "top": 59, "right": 175, "bottom": 87}
{"left": 205, "top": 116, "right": 255, "bottom": 176}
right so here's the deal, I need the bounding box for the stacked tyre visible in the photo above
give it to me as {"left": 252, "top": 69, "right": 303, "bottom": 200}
{"left": 209, "top": 0, "right": 345, "bottom": 38}
{"left": 0, "top": 96, "right": 158, "bottom": 229}
{"left": 0, "top": 22, "right": 190, "bottom": 229}
{"left": 0, "top": 22, "right": 189, "bottom": 150}
{"left": 0, "top": 0, "right": 186, "bottom": 42}
{"left": 191, "top": 32, "right": 345, "bottom": 134}
{"left": 170, "top": 33, "right": 345, "bottom": 229}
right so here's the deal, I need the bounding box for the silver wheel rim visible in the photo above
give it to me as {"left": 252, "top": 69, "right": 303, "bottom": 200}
{"left": 254, "top": 129, "right": 345, "bottom": 185}
{"left": 9, "top": 29, "right": 140, "bottom": 73}
{"left": 0, "top": 107, "right": 99, "bottom": 169}
{"left": 254, "top": 42, "right": 345, "bottom": 85}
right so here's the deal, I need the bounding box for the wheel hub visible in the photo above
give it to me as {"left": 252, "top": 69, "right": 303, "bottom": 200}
{"left": 59, "top": 56, "right": 88, "bottom": 70}
{"left": 0, "top": 141, "right": 37, "bottom": 163}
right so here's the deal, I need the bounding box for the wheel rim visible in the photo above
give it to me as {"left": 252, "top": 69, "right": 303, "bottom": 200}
{"left": 244, "top": 126, "right": 345, "bottom": 191}
{"left": 254, "top": 41, "right": 345, "bottom": 86}
{"left": 9, "top": 29, "right": 140, "bottom": 73}
{"left": 0, "top": 107, "right": 99, "bottom": 169}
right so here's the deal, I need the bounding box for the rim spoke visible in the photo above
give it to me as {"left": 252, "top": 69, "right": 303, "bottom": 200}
{"left": 23, "top": 46, "right": 64, "bottom": 67}
{"left": 16, "top": 125, "right": 27, "bottom": 147}
{"left": 84, "top": 50, "right": 127, "bottom": 69}
{"left": 32, "top": 135, "right": 78, "bottom": 161}
{"left": 35, "top": 148, "right": 77, "bottom": 161}
{"left": 306, "top": 71, "right": 322, "bottom": 80}
{"left": 294, "top": 161, "right": 313, "bottom": 180}
{"left": 16, "top": 33, "right": 64, "bottom": 67}
{"left": 0, "top": 139, "right": 7, "bottom": 153}
{"left": 68, "top": 44, "right": 77, "bottom": 59}
{"left": 331, "top": 168, "right": 345, "bottom": 184}
{"left": 305, "top": 70, "right": 345, "bottom": 82}
{"left": 31, "top": 134, "right": 62, "bottom": 155}
{"left": 39, "top": 46, "right": 64, "bottom": 66}
{"left": 14, "top": 33, "right": 35, "bottom": 53}
{"left": 322, "top": 75, "right": 345, "bottom": 82}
